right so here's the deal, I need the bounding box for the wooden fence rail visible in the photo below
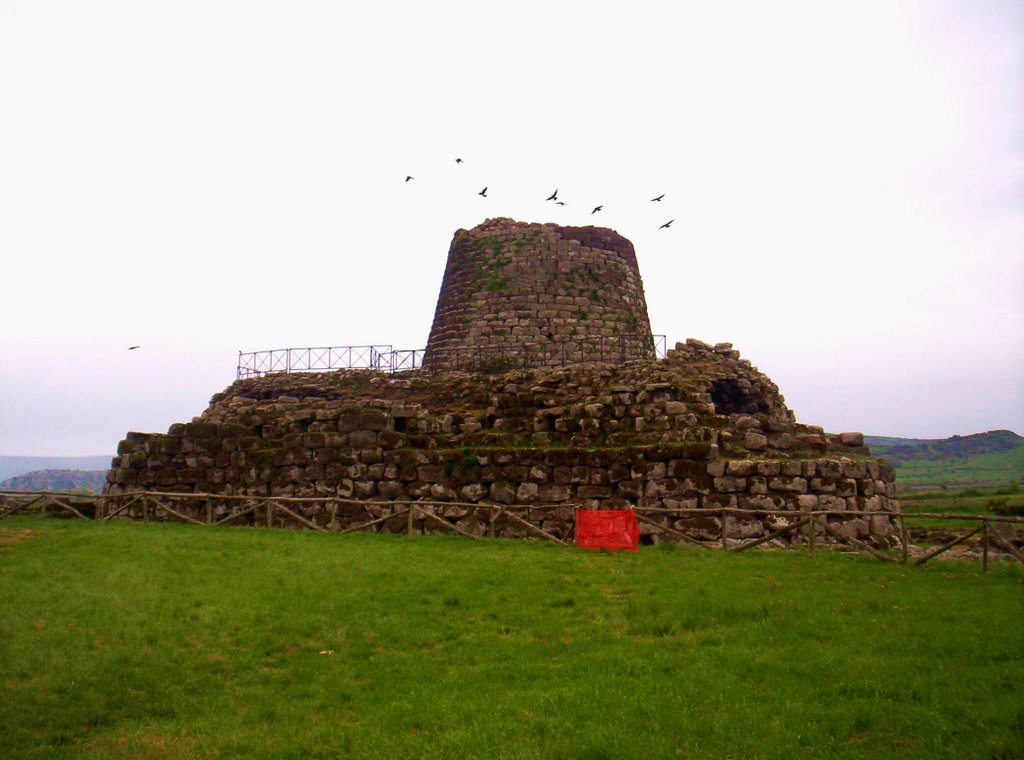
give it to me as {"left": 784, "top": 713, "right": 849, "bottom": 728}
{"left": 1, "top": 489, "right": 1022, "bottom": 569}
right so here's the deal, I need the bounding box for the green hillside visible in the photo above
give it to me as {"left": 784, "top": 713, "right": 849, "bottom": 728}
{"left": 865, "top": 430, "right": 1024, "bottom": 491}
{"left": 0, "top": 455, "right": 111, "bottom": 482}
{"left": 0, "top": 469, "right": 107, "bottom": 493}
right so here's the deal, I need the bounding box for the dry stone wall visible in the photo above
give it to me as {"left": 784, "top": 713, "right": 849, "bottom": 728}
{"left": 425, "top": 218, "right": 654, "bottom": 366}
{"left": 104, "top": 340, "right": 899, "bottom": 545}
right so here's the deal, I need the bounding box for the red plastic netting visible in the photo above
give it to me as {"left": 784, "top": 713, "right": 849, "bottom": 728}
{"left": 575, "top": 508, "right": 639, "bottom": 551}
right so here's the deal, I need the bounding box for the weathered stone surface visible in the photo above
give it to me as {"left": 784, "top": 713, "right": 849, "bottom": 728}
{"left": 424, "top": 219, "right": 654, "bottom": 368}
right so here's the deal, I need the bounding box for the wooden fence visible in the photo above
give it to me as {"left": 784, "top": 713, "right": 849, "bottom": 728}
{"left": 1, "top": 488, "right": 1022, "bottom": 570}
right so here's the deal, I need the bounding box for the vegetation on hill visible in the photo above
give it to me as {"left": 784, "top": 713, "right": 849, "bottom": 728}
{"left": 0, "top": 455, "right": 110, "bottom": 483}
{"left": 866, "top": 430, "right": 1024, "bottom": 491}
{"left": 1, "top": 518, "right": 1021, "bottom": 758}
{"left": 0, "top": 469, "right": 107, "bottom": 493}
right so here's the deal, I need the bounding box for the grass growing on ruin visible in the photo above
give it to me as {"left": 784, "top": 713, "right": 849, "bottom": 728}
{"left": 1, "top": 518, "right": 1022, "bottom": 759}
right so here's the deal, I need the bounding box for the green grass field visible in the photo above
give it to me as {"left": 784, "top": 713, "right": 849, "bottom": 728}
{"left": 891, "top": 445, "right": 1024, "bottom": 491}
{"left": 899, "top": 484, "right": 1024, "bottom": 531}
{"left": 1, "top": 518, "right": 1022, "bottom": 759}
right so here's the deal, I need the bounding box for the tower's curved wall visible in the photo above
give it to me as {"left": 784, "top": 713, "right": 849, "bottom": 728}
{"left": 425, "top": 218, "right": 653, "bottom": 363}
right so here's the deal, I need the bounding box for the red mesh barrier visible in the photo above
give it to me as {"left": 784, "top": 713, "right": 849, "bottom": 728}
{"left": 575, "top": 509, "right": 640, "bottom": 551}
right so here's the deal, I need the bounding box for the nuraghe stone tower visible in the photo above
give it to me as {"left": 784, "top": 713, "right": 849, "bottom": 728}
{"left": 424, "top": 218, "right": 654, "bottom": 367}
{"left": 102, "top": 218, "right": 900, "bottom": 546}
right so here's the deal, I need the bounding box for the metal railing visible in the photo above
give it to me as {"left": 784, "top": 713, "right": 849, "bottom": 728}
{"left": 237, "top": 335, "right": 667, "bottom": 378}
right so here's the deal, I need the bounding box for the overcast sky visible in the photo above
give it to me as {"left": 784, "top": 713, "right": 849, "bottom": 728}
{"left": 1, "top": 0, "right": 1021, "bottom": 456}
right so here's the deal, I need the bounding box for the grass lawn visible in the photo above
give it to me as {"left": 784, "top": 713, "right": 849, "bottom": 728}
{"left": 1, "top": 517, "right": 1022, "bottom": 759}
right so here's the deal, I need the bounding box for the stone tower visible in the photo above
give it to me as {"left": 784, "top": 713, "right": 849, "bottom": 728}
{"left": 424, "top": 218, "right": 654, "bottom": 367}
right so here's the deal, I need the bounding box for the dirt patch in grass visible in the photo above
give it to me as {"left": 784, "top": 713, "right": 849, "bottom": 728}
{"left": 0, "top": 528, "right": 33, "bottom": 552}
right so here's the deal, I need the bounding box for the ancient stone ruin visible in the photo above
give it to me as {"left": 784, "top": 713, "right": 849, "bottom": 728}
{"left": 425, "top": 218, "right": 654, "bottom": 366}
{"left": 103, "top": 218, "right": 899, "bottom": 545}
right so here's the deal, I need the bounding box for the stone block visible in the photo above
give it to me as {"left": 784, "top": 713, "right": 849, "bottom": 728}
{"left": 744, "top": 432, "right": 768, "bottom": 450}
{"left": 769, "top": 477, "right": 807, "bottom": 494}
{"left": 516, "top": 482, "right": 539, "bottom": 503}
{"left": 538, "top": 483, "right": 572, "bottom": 502}
{"left": 713, "top": 476, "right": 747, "bottom": 493}
{"left": 838, "top": 432, "right": 865, "bottom": 447}
{"left": 616, "top": 480, "right": 645, "bottom": 499}
{"left": 725, "top": 460, "right": 757, "bottom": 476}
{"left": 796, "top": 495, "right": 818, "bottom": 511}
{"left": 706, "top": 461, "right": 726, "bottom": 477}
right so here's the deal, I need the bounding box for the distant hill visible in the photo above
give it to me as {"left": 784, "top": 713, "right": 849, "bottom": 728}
{"left": 865, "top": 430, "right": 1024, "bottom": 491}
{"left": 1, "top": 469, "right": 108, "bottom": 493}
{"left": 0, "top": 455, "right": 111, "bottom": 482}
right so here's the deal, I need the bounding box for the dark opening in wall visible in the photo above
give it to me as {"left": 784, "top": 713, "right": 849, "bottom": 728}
{"left": 294, "top": 419, "right": 311, "bottom": 434}
{"left": 709, "top": 378, "right": 770, "bottom": 415}
{"left": 393, "top": 417, "right": 408, "bottom": 432}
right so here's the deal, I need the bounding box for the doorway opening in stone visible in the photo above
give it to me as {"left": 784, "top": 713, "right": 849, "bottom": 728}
{"left": 708, "top": 378, "right": 770, "bottom": 416}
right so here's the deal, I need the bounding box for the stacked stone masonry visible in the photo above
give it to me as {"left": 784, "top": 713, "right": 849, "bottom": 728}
{"left": 105, "top": 339, "right": 900, "bottom": 545}
{"left": 424, "top": 218, "right": 655, "bottom": 366}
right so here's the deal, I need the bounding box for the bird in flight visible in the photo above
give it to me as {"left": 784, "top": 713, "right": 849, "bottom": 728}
{"left": 592, "top": 205, "right": 603, "bottom": 214}
{"left": 455, "top": 158, "right": 463, "bottom": 164}
{"left": 555, "top": 201, "right": 567, "bottom": 206}
{"left": 659, "top": 219, "right": 674, "bottom": 229}
{"left": 546, "top": 189, "right": 558, "bottom": 201}
{"left": 479, "top": 187, "right": 488, "bottom": 197}
{"left": 405, "top": 175, "right": 414, "bottom": 182}
{"left": 128, "top": 345, "right": 140, "bottom": 350}
{"left": 650, "top": 194, "right": 665, "bottom": 202}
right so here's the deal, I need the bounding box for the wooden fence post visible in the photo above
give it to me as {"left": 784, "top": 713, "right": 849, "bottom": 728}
{"left": 720, "top": 508, "right": 728, "bottom": 551}
{"left": 206, "top": 497, "right": 213, "bottom": 525}
{"left": 266, "top": 501, "right": 274, "bottom": 529}
{"left": 982, "top": 521, "right": 989, "bottom": 573}
{"left": 407, "top": 504, "right": 415, "bottom": 535}
{"left": 143, "top": 495, "right": 149, "bottom": 523}
{"left": 899, "top": 515, "right": 909, "bottom": 565}
{"left": 808, "top": 513, "right": 816, "bottom": 556}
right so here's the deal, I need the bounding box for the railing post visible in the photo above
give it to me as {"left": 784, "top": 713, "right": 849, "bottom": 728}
{"left": 720, "top": 508, "right": 728, "bottom": 551}
{"left": 982, "top": 520, "right": 989, "bottom": 573}
{"left": 808, "top": 512, "right": 816, "bottom": 556}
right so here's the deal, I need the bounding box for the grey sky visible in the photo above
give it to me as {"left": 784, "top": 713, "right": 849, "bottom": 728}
{"left": 1, "top": 0, "right": 1021, "bottom": 456}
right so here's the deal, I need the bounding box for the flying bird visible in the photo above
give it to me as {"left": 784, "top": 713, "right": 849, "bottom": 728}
{"left": 455, "top": 158, "right": 463, "bottom": 164}
{"left": 405, "top": 176, "right": 414, "bottom": 182}
{"left": 546, "top": 189, "right": 558, "bottom": 201}
{"left": 592, "top": 205, "right": 603, "bottom": 214}
{"left": 128, "top": 345, "right": 140, "bottom": 350}
{"left": 650, "top": 194, "right": 665, "bottom": 202}
{"left": 659, "top": 219, "right": 674, "bottom": 229}
{"left": 479, "top": 187, "right": 488, "bottom": 197}
{"left": 555, "top": 201, "right": 567, "bottom": 206}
